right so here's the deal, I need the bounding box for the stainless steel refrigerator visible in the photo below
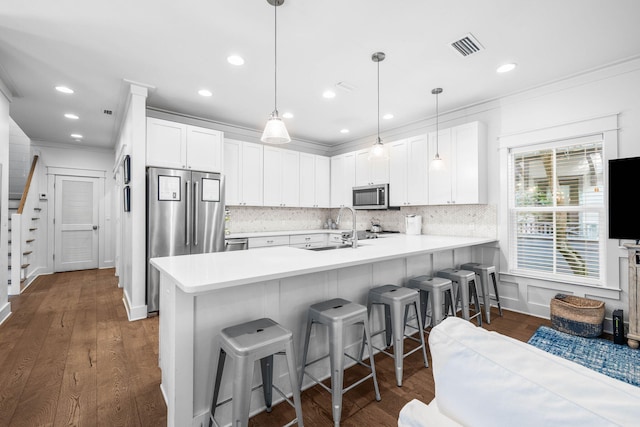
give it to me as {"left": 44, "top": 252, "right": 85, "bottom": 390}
{"left": 146, "top": 167, "right": 225, "bottom": 313}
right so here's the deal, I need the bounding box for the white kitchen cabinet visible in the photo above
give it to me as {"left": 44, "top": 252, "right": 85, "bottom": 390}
{"left": 389, "top": 135, "right": 429, "bottom": 207}
{"left": 355, "top": 147, "right": 389, "bottom": 186}
{"left": 428, "top": 121, "right": 487, "bottom": 205}
{"left": 289, "top": 233, "right": 328, "bottom": 249}
{"left": 146, "top": 117, "right": 223, "bottom": 171}
{"left": 263, "top": 146, "right": 300, "bottom": 207}
{"left": 248, "top": 235, "right": 290, "bottom": 249}
{"left": 299, "top": 153, "right": 330, "bottom": 208}
{"left": 330, "top": 152, "right": 356, "bottom": 207}
{"left": 224, "top": 139, "right": 263, "bottom": 206}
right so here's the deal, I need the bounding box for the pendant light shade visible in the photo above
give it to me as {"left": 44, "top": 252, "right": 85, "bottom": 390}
{"left": 370, "top": 52, "right": 387, "bottom": 159}
{"left": 261, "top": 0, "right": 291, "bottom": 144}
{"left": 432, "top": 87, "right": 443, "bottom": 162}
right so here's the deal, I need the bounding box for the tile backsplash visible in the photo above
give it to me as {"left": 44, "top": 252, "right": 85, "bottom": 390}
{"left": 226, "top": 204, "right": 496, "bottom": 238}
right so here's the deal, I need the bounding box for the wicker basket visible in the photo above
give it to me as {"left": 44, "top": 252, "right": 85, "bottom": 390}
{"left": 550, "top": 294, "right": 605, "bottom": 337}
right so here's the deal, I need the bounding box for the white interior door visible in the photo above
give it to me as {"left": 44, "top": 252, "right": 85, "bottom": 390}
{"left": 54, "top": 175, "right": 99, "bottom": 272}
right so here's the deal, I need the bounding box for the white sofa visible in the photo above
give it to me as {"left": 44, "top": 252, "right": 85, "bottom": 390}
{"left": 398, "top": 317, "right": 640, "bottom": 427}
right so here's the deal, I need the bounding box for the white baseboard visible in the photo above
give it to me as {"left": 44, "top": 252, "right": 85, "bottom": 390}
{"left": 122, "top": 291, "right": 147, "bottom": 321}
{"left": 0, "top": 301, "right": 11, "bottom": 326}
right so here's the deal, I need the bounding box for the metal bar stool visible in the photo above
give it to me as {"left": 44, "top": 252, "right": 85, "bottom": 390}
{"left": 406, "top": 276, "right": 456, "bottom": 329}
{"left": 210, "top": 318, "right": 303, "bottom": 427}
{"left": 300, "top": 298, "right": 381, "bottom": 427}
{"left": 436, "top": 268, "right": 482, "bottom": 326}
{"left": 461, "top": 262, "right": 503, "bottom": 324}
{"left": 359, "top": 285, "right": 429, "bottom": 387}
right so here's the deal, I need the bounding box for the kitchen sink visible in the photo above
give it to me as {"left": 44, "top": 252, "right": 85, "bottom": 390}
{"left": 307, "top": 243, "right": 362, "bottom": 251}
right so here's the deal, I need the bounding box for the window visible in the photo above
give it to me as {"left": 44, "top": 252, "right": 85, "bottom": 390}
{"left": 508, "top": 137, "right": 605, "bottom": 285}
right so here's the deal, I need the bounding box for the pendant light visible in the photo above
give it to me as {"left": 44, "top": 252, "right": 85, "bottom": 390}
{"left": 261, "top": 0, "right": 291, "bottom": 144}
{"left": 432, "top": 87, "right": 443, "bottom": 161}
{"left": 369, "top": 52, "right": 387, "bottom": 158}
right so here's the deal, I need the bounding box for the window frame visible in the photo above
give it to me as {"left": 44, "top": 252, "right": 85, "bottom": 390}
{"left": 498, "top": 113, "right": 620, "bottom": 291}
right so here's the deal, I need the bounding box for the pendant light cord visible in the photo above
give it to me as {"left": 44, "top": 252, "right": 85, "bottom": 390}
{"left": 435, "top": 91, "right": 439, "bottom": 154}
{"left": 377, "top": 59, "right": 380, "bottom": 142}
{"left": 273, "top": 0, "right": 278, "bottom": 114}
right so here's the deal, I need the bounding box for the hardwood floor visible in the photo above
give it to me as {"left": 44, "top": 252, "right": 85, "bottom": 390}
{"left": 0, "top": 270, "right": 551, "bottom": 427}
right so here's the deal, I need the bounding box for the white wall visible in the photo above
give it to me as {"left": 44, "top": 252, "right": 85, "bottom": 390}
{"left": 114, "top": 84, "right": 148, "bottom": 321}
{"left": 0, "top": 77, "right": 12, "bottom": 324}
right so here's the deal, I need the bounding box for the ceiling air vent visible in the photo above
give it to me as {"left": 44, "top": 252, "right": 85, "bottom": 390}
{"left": 450, "top": 33, "right": 484, "bottom": 57}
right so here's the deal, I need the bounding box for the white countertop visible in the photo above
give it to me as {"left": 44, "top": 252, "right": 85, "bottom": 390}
{"left": 226, "top": 229, "right": 348, "bottom": 238}
{"left": 151, "top": 234, "right": 497, "bottom": 294}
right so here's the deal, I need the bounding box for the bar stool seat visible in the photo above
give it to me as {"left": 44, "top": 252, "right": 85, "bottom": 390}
{"left": 210, "top": 318, "right": 303, "bottom": 427}
{"left": 436, "top": 268, "right": 482, "bottom": 326}
{"left": 360, "top": 285, "right": 429, "bottom": 387}
{"left": 300, "top": 298, "right": 380, "bottom": 427}
{"left": 461, "top": 262, "right": 503, "bottom": 324}
{"left": 407, "top": 276, "right": 456, "bottom": 329}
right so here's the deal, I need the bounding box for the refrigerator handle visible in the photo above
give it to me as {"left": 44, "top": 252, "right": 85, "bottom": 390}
{"left": 185, "top": 179, "right": 191, "bottom": 246}
{"left": 193, "top": 180, "right": 199, "bottom": 246}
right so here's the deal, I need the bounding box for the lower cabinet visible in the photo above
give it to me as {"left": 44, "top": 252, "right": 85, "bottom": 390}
{"left": 248, "top": 235, "right": 290, "bottom": 249}
{"left": 289, "top": 234, "right": 328, "bottom": 249}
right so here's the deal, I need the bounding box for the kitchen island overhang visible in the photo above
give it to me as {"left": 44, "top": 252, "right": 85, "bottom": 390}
{"left": 151, "top": 234, "right": 497, "bottom": 427}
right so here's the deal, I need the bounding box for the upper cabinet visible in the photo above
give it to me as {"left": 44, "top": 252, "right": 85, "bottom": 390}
{"left": 428, "top": 121, "right": 487, "bottom": 205}
{"left": 389, "top": 134, "right": 428, "bottom": 207}
{"left": 263, "top": 146, "right": 300, "bottom": 207}
{"left": 299, "top": 153, "right": 330, "bottom": 208}
{"left": 330, "top": 152, "right": 356, "bottom": 208}
{"left": 146, "top": 117, "right": 223, "bottom": 171}
{"left": 224, "top": 139, "right": 263, "bottom": 206}
{"left": 355, "top": 147, "right": 389, "bottom": 186}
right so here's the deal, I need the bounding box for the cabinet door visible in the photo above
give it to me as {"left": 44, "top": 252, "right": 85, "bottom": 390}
{"left": 452, "top": 122, "right": 487, "bottom": 204}
{"left": 299, "top": 153, "right": 316, "bottom": 207}
{"left": 330, "top": 155, "right": 345, "bottom": 208}
{"left": 186, "top": 126, "right": 222, "bottom": 172}
{"left": 241, "top": 142, "right": 264, "bottom": 206}
{"left": 343, "top": 152, "right": 356, "bottom": 207}
{"left": 389, "top": 139, "right": 408, "bottom": 206}
{"left": 406, "top": 134, "right": 428, "bottom": 205}
{"left": 315, "top": 156, "right": 331, "bottom": 208}
{"left": 146, "top": 118, "right": 187, "bottom": 168}
{"left": 428, "top": 128, "right": 453, "bottom": 205}
{"left": 224, "top": 139, "right": 242, "bottom": 205}
{"left": 281, "top": 150, "right": 300, "bottom": 207}
{"left": 355, "top": 147, "right": 389, "bottom": 186}
{"left": 355, "top": 149, "right": 372, "bottom": 186}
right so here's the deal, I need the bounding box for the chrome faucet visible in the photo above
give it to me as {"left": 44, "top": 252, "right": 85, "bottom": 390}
{"left": 336, "top": 206, "right": 358, "bottom": 248}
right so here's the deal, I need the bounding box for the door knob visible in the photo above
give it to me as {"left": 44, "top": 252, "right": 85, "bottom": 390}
{"left": 93, "top": 225, "right": 98, "bottom": 230}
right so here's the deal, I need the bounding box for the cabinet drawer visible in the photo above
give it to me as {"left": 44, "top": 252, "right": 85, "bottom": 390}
{"left": 248, "top": 235, "right": 290, "bottom": 249}
{"left": 328, "top": 233, "right": 345, "bottom": 244}
{"left": 289, "top": 234, "right": 327, "bottom": 245}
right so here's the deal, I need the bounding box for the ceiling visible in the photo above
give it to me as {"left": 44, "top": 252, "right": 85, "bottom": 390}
{"left": 2, "top": 0, "right": 640, "bottom": 151}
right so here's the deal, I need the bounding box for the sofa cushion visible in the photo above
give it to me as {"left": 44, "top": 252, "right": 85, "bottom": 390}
{"left": 429, "top": 317, "right": 640, "bottom": 427}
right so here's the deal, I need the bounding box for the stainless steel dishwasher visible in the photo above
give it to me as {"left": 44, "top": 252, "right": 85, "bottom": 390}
{"left": 225, "top": 238, "right": 248, "bottom": 251}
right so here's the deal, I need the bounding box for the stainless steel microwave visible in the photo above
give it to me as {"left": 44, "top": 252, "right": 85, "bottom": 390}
{"left": 352, "top": 184, "right": 389, "bottom": 210}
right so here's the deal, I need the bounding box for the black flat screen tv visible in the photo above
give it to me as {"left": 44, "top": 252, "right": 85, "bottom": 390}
{"left": 608, "top": 156, "right": 640, "bottom": 240}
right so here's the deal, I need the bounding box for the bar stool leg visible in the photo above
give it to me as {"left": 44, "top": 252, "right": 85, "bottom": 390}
{"left": 459, "top": 280, "right": 471, "bottom": 321}
{"left": 384, "top": 304, "right": 393, "bottom": 347}
{"left": 284, "top": 339, "right": 305, "bottom": 427}
{"left": 232, "top": 356, "right": 254, "bottom": 427}
{"left": 430, "top": 288, "right": 443, "bottom": 328}
{"left": 329, "top": 321, "right": 345, "bottom": 427}
{"left": 490, "top": 271, "right": 504, "bottom": 316}
{"left": 413, "top": 301, "right": 429, "bottom": 368}
{"left": 209, "top": 349, "right": 227, "bottom": 427}
{"left": 362, "top": 319, "right": 381, "bottom": 401}
{"left": 299, "top": 314, "right": 314, "bottom": 390}
{"left": 469, "top": 279, "right": 482, "bottom": 327}
{"left": 390, "top": 299, "right": 405, "bottom": 386}
{"left": 419, "top": 289, "right": 430, "bottom": 328}
{"left": 260, "top": 355, "right": 274, "bottom": 412}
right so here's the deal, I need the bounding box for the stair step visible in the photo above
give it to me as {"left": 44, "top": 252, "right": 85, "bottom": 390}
{"left": 29, "top": 228, "right": 37, "bottom": 232}
{"left": 21, "top": 263, "right": 29, "bottom": 269}
{"left": 26, "top": 239, "right": 35, "bottom": 243}
{"left": 32, "top": 217, "right": 39, "bottom": 220}
{"left": 34, "top": 208, "right": 41, "bottom": 211}
{"left": 23, "top": 251, "right": 32, "bottom": 256}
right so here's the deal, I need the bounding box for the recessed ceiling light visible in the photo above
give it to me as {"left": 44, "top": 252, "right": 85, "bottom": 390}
{"left": 383, "top": 113, "right": 394, "bottom": 120}
{"left": 55, "top": 86, "right": 74, "bottom": 94}
{"left": 340, "top": 129, "right": 350, "bottom": 134}
{"left": 227, "top": 55, "right": 245, "bottom": 66}
{"left": 282, "top": 112, "right": 293, "bottom": 119}
{"left": 198, "top": 89, "right": 213, "bottom": 97}
{"left": 64, "top": 113, "right": 79, "bottom": 120}
{"left": 497, "top": 63, "right": 517, "bottom": 73}
{"left": 322, "top": 90, "right": 336, "bottom": 99}
{"left": 70, "top": 133, "right": 83, "bottom": 140}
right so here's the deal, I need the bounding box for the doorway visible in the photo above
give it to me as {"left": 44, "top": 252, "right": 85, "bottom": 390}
{"left": 54, "top": 175, "right": 100, "bottom": 272}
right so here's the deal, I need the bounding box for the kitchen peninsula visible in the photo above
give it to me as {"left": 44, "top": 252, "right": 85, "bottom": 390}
{"left": 151, "top": 233, "right": 497, "bottom": 427}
